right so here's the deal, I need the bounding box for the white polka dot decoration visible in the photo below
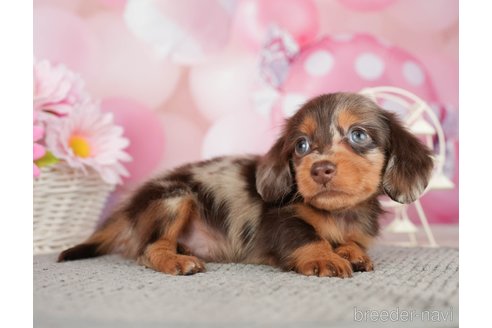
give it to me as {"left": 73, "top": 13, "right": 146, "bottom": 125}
{"left": 278, "top": 34, "right": 435, "bottom": 105}
{"left": 304, "top": 50, "right": 334, "bottom": 77}
{"left": 354, "top": 52, "right": 385, "bottom": 81}
{"left": 402, "top": 61, "right": 425, "bottom": 86}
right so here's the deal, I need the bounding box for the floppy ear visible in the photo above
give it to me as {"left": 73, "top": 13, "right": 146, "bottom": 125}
{"left": 382, "top": 112, "right": 434, "bottom": 204}
{"left": 256, "top": 136, "right": 293, "bottom": 203}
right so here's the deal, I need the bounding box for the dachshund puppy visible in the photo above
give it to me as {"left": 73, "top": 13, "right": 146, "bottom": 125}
{"left": 59, "top": 93, "right": 433, "bottom": 277}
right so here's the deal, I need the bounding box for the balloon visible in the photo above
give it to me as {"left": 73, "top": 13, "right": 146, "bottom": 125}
{"left": 189, "top": 52, "right": 259, "bottom": 122}
{"left": 101, "top": 98, "right": 166, "bottom": 186}
{"left": 34, "top": 6, "right": 96, "bottom": 74}
{"left": 387, "top": 0, "right": 458, "bottom": 32}
{"left": 124, "top": 0, "right": 234, "bottom": 65}
{"left": 159, "top": 113, "right": 205, "bottom": 171}
{"left": 269, "top": 92, "right": 309, "bottom": 134}
{"left": 313, "top": 1, "right": 458, "bottom": 66}
{"left": 337, "top": 0, "right": 396, "bottom": 12}
{"left": 234, "top": 0, "right": 319, "bottom": 50}
{"left": 85, "top": 12, "right": 181, "bottom": 109}
{"left": 34, "top": 0, "right": 81, "bottom": 12}
{"left": 202, "top": 112, "right": 277, "bottom": 159}
{"left": 418, "top": 55, "right": 458, "bottom": 109}
{"left": 314, "top": 0, "right": 386, "bottom": 37}
{"left": 99, "top": 0, "right": 127, "bottom": 10}
{"left": 272, "top": 34, "right": 437, "bottom": 122}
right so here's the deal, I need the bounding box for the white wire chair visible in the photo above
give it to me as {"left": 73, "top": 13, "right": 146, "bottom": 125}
{"left": 359, "top": 86, "right": 455, "bottom": 247}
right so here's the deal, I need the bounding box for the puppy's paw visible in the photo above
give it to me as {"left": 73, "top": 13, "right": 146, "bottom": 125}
{"left": 335, "top": 244, "right": 373, "bottom": 272}
{"left": 295, "top": 253, "right": 352, "bottom": 278}
{"left": 140, "top": 254, "right": 206, "bottom": 275}
{"left": 173, "top": 255, "right": 206, "bottom": 275}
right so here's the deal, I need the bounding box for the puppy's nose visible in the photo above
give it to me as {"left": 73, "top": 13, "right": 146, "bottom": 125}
{"left": 310, "top": 161, "right": 336, "bottom": 185}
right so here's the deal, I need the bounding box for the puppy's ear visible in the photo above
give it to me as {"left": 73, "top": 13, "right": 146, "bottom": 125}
{"left": 382, "top": 112, "right": 434, "bottom": 204}
{"left": 256, "top": 136, "right": 293, "bottom": 203}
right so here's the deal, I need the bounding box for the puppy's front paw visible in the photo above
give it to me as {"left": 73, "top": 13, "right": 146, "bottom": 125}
{"left": 289, "top": 241, "right": 352, "bottom": 278}
{"left": 140, "top": 254, "right": 206, "bottom": 275}
{"left": 295, "top": 253, "right": 352, "bottom": 278}
{"left": 335, "top": 244, "right": 373, "bottom": 272}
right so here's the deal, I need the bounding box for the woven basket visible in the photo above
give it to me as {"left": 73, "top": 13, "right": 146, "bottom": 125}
{"left": 33, "top": 164, "right": 115, "bottom": 255}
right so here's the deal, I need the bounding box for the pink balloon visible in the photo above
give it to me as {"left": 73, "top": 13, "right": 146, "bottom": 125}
{"left": 315, "top": 1, "right": 386, "bottom": 37}
{"left": 418, "top": 54, "right": 458, "bottom": 109}
{"left": 337, "top": 0, "right": 396, "bottom": 12}
{"left": 388, "top": 0, "right": 458, "bottom": 32}
{"left": 234, "top": 0, "right": 319, "bottom": 50}
{"left": 159, "top": 113, "right": 205, "bottom": 171}
{"left": 85, "top": 12, "right": 181, "bottom": 108}
{"left": 34, "top": 6, "right": 96, "bottom": 74}
{"left": 101, "top": 98, "right": 166, "bottom": 187}
{"left": 275, "top": 34, "right": 437, "bottom": 121}
{"left": 202, "top": 112, "right": 277, "bottom": 159}
{"left": 34, "top": 0, "right": 81, "bottom": 12}
{"left": 98, "top": 0, "right": 127, "bottom": 10}
{"left": 189, "top": 52, "right": 258, "bottom": 122}
{"left": 269, "top": 93, "right": 309, "bottom": 134}
{"left": 124, "top": 0, "right": 233, "bottom": 64}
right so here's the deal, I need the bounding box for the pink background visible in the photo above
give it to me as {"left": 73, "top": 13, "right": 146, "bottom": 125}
{"left": 34, "top": 0, "right": 458, "bottom": 224}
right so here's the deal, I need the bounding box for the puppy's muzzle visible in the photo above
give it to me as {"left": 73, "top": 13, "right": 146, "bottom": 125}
{"left": 310, "top": 161, "right": 336, "bottom": 185}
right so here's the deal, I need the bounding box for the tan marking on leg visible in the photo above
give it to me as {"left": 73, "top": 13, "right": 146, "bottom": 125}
{"left": 139, "top": 239, "right": 205, "bottom": 275}
{"left": 289, "top": 241, "right": 352, "bottom": 278}
{"left": 138, "top": 197, "right": 206, "bottom": 275}
{"left": 335, "top": 241, "right": 373, "bottom": 272}
{"left": 345, "top": 230, "right": 375, "bottom": 250}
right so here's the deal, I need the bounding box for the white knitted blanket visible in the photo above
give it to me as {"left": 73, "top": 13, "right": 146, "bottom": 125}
{"left": 34, "top": 245, "right": 458, "bottom": 328}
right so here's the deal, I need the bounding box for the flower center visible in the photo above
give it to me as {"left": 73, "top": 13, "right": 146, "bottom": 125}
{"left": 69, "top": 135, "right": 91, "bottom": 158}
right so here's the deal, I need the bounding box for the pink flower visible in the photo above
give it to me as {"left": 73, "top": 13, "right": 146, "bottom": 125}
{"left": 34, "top": 59, "right": 88, "bottom": 119}
{"left": 45, "top": 102, "right": 131, "bottom": 184}
{"left": 33, "top": 121, "right": 46, "bottom": 178}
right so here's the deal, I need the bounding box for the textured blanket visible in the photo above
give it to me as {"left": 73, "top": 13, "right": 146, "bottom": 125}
{"left": 34, "top": 245, "right": 458, "bottom": 328}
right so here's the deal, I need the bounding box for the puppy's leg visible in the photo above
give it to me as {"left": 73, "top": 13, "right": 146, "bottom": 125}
{"left": 136, "top": 196, "right": 205, "bottom": 275}
{"left": 261, "top": 214, "right": 352, "bottom": 278}
{"left": 139, "top": 239, "right": 205, "bottom": 275}
{"left": 290, "top": 240, "right": 353, "bottom": 278}
{"left": 335, "top": 241, "right": 373, "bottom": 272}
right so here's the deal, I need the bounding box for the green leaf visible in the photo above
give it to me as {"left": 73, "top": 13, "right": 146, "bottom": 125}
{"left": 35, "top": 151, "right": 59, "bottom": 167}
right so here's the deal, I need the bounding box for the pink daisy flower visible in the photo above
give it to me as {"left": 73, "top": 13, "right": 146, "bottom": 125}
{"left": 34, "top": 59, "right": 88, "bottom": 119}
{"left": 45, "top": 102, "right": 131, "bottom": 185}
{"left": 33, "top": 114, "right": 46, "bottom": 178}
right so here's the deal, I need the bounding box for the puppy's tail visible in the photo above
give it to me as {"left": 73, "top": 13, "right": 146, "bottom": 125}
{"left": 57, "top": 213, "right": 128, "bottom": 262}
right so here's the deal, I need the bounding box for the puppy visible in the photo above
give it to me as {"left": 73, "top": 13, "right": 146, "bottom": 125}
{"left": 58, "top": 93, "right": 433, "bottom": 277}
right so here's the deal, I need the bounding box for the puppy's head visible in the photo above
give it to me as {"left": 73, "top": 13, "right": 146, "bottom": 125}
{"left": 256, "top": 93, "right": 434, "bottom": 210}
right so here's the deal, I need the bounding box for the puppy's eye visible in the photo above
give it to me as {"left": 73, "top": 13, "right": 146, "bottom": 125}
{"left": 349, "top": 128, "right": 371, "bottom": 145}
{"left": 295, "top": 137, "right": 311, "bottom": 156}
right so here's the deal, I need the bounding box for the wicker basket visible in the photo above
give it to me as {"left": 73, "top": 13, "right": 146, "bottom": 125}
{"left": 33, "top": 164, "right": 115, "bottom": 255}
